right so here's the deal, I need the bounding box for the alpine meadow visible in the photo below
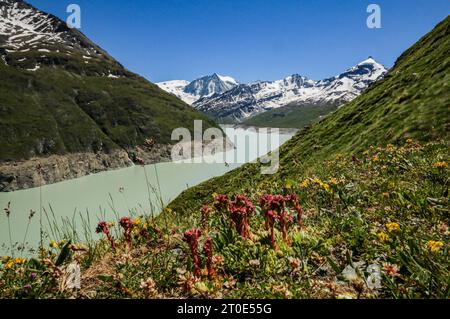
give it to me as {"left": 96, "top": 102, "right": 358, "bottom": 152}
{"left": 0, "top": 0, "right": 448, "bottom": 301}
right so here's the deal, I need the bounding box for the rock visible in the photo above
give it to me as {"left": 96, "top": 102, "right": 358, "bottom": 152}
{"left": 0, "top": 138, "right": 234, "bottom": 192}
{"left": 0, "top": 173, "right": 14, "bottom": 192}
{"left": 0, "top": 148, "right": 133, "bottom": 192}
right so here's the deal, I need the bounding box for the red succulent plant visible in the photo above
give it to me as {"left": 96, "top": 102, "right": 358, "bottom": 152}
{"left": 202, "top": 237, "right": 215, "bottom": 277}
{"left": 230, "top": 195, "right": 254, "bottom": 239}
{"left": 96, "top": 221, "right": 116, "bottom": 250}
{"left": 279, "top": 210, "right": 294, "bottom": 243}
{"left": 266, "top": 210, "right": 279, "bottom": 250}
{"left": 285, "top": 194, "right": 303, "bottom": 226}
{"left": 119, "top": 217, "right": 135, "bottom": 248}
{"left": 213, "top": 194, "right": 230, "bottom": 212}
{"left": 183, "top": 229, "right": 202, "bottom": 277}
{"left": 259, "top": 194, "right": 284, "bottom": 228}
{"left": 259, "top": 194, "right": 298, "bottom": 248}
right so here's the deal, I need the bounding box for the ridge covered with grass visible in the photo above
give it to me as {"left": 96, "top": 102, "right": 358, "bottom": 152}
{"left": 168, "top": 15, "right": 450, "bottom": 214}
{"left": 0, "top": 1, "right": 217, "bottom": 163}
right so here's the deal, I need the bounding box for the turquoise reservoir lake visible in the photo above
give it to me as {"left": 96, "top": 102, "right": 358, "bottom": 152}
{"left": 0, "top": 126, "right": 295, "bottom": 254}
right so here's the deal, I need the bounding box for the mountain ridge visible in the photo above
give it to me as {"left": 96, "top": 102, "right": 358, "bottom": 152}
{"left": 157, "top": 58, "right": 387, "bottom": 122}
{"left": 0, "top": 0, "right": 219, "bottom": 191}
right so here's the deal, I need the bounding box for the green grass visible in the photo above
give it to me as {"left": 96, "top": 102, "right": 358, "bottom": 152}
{"left": 0, "top": 48, "right": 218, "bottom": 162}
{"left": 0, "top": 140, "right": 448, "bottom": 298}
{"left": 0, "top": 12, "right": 448, "bottom": 301}
{"left": 242, "top": 103, "right": 338, "bottom": 129}
{"left": 167, "top": 15, "right": 450, "bottom": 215}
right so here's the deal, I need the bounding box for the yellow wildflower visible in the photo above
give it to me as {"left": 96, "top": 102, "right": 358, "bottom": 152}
{"left": 406, "top": 138, "right": 414, "bottom": 144}
{"left": 377, "top": 231, "right": 389, "bottom": 242}
{"left": 3, "top": 257, "right": 26, "bottom": 270}
{"left": 133, "top": 218, "right": 141, "bottom": 226}
{"left": 4, "top": 261, "right": 14, "bottom": 270}
{"left": 386, "top": 222, "right": 400, "bottom": 232}
{"left": 312, "top": 178, "right": 323, "bottom": 186}
{"left": 427, "top": 240, "right": 444, "bottom": 253}
{"left": 143, "top": 223, "right": 148, "bottom": 230}
{"left": 433, "top": 161, "right": 448, "bottom": 169}
{"left": 372, "top": 155, "right": 380, "bottom": 162}
{"left": 330, "top": 177, "right": 338, "bottom": 185}
{"left": 49, "top": 240, "right": 58, "bottom": 248}
{"left": 323, "top": 183, "right": 331, "bottom": 192}
{"left": 299, "top": 179, "right": 309, "bottom": 188}
{"left": 59, "top": 240, "right": 65, "bottom": 246}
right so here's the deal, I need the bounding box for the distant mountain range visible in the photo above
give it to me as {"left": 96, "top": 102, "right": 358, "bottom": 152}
{"left": 157, "top": 58, "right": 388, "bottom": 122}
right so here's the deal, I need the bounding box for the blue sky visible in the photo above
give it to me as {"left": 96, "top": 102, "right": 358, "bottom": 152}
{"left": 28, "top": 0, "right": 449, "bottom": 83}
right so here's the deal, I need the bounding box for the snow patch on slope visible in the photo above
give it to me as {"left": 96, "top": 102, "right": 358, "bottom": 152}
{"left": 156, "top": 75, "right": 238, "bottom": 105}
{"left": 156, "top": 80, "right": 198, "bottom": 104}
{"left": 0, "top": 0, "right": 107, "bottom": 57}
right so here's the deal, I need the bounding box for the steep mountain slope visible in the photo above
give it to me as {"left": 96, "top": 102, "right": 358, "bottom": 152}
{"left": 0, "top": 0, "right": 109, "bottom": 57}
{"left": 242, "top": 103, "right": 338, "bottom": 129}
{"left": 193, "top": 58, "right": 387, "bottom": 122}
{"left": 156, "top": 74, "right": 238, "bottom": 105}
{"left": 168, "top": 15, "right": 450, "bottom": 213}
{"left": 0, "top": 0, "right": 218, "bottom": 191}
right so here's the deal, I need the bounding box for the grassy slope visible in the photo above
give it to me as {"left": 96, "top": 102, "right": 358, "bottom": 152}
{"left": 0, "top": 46, "right": 217, "bottom": 162}
{"left": 242, "top": 103, "right": 338, "bottom": 129}
{"left": 1, "top": 16, "right": 449, "bottom": 301}
{"left": 168, "top": 15, "right": 450, "bottom": 214}
{"left": 1, "top": 139, "right": 448, "bottom": 299}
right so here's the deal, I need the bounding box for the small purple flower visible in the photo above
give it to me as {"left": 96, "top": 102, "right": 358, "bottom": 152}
{"left": 23, "top": 284, "right": 32, "bottom": 291}
{"left": 30, "top": 272, "right": 37, "bottom": 280}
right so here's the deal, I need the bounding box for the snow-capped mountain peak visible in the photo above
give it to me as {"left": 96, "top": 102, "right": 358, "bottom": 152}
{"left": 183, "top": 73, "right": 238, "bottom": 97}
{"left": 358, "top": 56, "right": 380, "bottom": 66}
{"left": 190, "top": 58, "right": 388, "bottom": 122}
{"left": 0, "top": 0, "right": 109, "bottom": 58}
{"left": 215, "top": 73, "right": 238, "bottom": 86}
{"left": 156, "top": 73, "right": 238, "bottom": 104}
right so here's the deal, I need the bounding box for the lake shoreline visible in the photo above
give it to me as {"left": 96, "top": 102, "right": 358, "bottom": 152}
{"left": 222, "top": 123, "right": 299, "bottom": 135}
{"left": 0, "top": 123, "right": 296, "bottom": 192}
{"left": 0, "top": 136, "right": 238, "bottom": 192}
{"left": 0, "top": 144, "right": 176, "bottom": 193}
